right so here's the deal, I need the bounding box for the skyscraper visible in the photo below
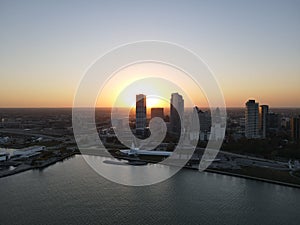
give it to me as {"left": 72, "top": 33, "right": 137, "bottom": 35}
{"left": 136, "top": 94, "right": 146, "bottom": 136}
{"left": 170, "top": 93, "right": 184, "bottom": 135}
{"left": 194, "top": 106, "right": 211, "bottom": 133}
{"left": 259, "top": 105, "right": 269, "bottom": 139}
{"left": 291, "top": 116, "right": 300, "bottom": 142}
{"left": 268, "top": 112, "right": 281, "bottom": 131}
{"left": 193, "top": 106, "right": 211, "bottom": 141}
{"left": 245, "top": 99, "right": 260, "bottom": 139}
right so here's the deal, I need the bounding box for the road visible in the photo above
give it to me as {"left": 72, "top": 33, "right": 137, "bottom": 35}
{"left": 0, "top": 128, "right": 58, "bottom": 139}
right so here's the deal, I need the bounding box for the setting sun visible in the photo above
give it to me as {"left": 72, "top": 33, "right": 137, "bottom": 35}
{"left": 146, "top": 96, "right": 169, "bottom": 108}
{"left": 96, "top": 62, "right": 208, "bottom": 108}
{"left": 146, "top": 97, "right": 159, "bottom": 108}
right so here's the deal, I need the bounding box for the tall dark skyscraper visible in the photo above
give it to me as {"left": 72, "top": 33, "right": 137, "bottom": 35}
{"left": 291, "top": 116, "right": 300, "bottom": 142}
{"left": 267, "top": 112, "right": 281, "bottom": 131}
{"left": 245, "top": 99, "right": 259, "bottom": 139}
{"left": 170, "top": 93, "right": 184, "bottom": 135}
{"left": 259, "top": 105, "right": 269, "bottom": 139}
{"left": 136, "top": 94, "right": 146, "bottom": 136}
{"left": 194, "top": 106, "right": 211, "bottom": 133}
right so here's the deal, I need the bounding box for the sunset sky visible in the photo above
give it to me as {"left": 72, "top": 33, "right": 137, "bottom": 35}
{"left": 0, "top": 0, "right": 299, "bottom": 108}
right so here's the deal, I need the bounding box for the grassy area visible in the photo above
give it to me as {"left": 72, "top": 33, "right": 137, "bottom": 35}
{"left": 222, "top": 137, "right": 300, "bottom": 160}
{"left": 221, "top": 166, "right": 300, "bottom": 185}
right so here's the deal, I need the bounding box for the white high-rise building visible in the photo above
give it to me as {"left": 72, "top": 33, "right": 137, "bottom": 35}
{"left": 245, "top": 99, "right": 260, "bottom": 139}
{"left": 170, "top": 93, "right": 184, "bottom": 135}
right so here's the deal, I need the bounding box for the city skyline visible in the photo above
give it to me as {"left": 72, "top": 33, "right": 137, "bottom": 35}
{"left": 1, "top": 1, "right": 300, "bottom": 108}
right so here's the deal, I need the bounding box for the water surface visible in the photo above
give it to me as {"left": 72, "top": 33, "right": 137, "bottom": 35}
{"left": 0, "top": 155, "right": 299, "bottom": 225}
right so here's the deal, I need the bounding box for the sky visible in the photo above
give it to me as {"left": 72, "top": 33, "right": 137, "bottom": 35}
{"left": 0, "top": 0, "right": 299, "bottom": 108}
{"left": 97, "top": 62, "right": 209, "bottom": 108}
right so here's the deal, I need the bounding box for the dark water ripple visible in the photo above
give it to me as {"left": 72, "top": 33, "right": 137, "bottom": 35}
{"left": 0, "top": 155, "right": 300, "bottom": 225}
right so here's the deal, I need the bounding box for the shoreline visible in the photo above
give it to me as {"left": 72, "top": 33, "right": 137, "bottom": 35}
{"left": 193, "top": 167, "right": 300, "bottom": 189}
{"left": 0, "top": 152, "right": 76, "bottom": 179}
{"left": 1, "top": 153, "right": 300, "bottom": 189}
{"left": 205, "top": 169, "right": 300, "bottom": 189}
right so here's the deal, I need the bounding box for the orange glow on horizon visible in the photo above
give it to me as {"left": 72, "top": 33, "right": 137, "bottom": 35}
{"left": 96, "top": 62, "right": 209, "bottom": 109}
{"left": 146, "top": 97, "right": 169, "bottom": 108}
{"left": 1, "top": 65, "right": 299, "bottom": 108}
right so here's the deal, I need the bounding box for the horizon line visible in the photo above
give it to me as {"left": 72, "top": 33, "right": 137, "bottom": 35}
{"left": 1, "top": 106, "right": 300, "bottom": 109}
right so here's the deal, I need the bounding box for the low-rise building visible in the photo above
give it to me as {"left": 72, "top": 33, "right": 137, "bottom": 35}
{"left": 0, "top": 152, "right": 10, "bottom": 162}
{"left": 12, "top": 146, "right": 46, "bottom": 159}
